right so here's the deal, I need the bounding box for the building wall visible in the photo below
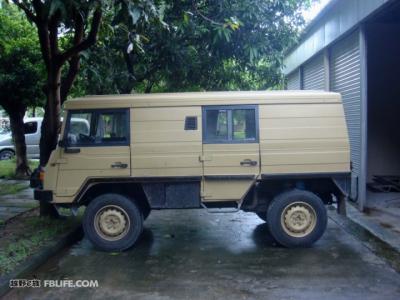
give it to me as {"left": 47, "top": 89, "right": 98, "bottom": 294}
{"left": 367, "top": 24, "right": 400, "bottom": 181}
{"left": 284, "top": 0, "right": 391, "bottom": 75}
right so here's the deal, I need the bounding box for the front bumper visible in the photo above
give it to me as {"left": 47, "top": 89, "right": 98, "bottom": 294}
{"left": 34, "top": 189, "right": 53, "bottom": 202}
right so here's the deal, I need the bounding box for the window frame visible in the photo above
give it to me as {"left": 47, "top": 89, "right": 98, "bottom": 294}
{"left": 64, "top": 108, "right": 130, "bottom": 147}
{"left": 202, "top": 105, "right": 259, "bottom": 144}
{"left": 23, "top": 121, "right": 38, "bottom": 135}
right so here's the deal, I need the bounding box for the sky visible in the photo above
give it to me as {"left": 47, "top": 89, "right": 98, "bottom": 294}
{"left": 303, "top": 0, "right": 332, "bottom": 23}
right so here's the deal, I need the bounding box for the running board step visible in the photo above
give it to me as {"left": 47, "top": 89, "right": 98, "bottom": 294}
{"left": 201, "top": 203, "right": 239, "bottom": 213}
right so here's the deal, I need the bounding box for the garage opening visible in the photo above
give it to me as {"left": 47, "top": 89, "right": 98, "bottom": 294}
{"left": 365, "top": 2, "right": 400, "bottom": 229}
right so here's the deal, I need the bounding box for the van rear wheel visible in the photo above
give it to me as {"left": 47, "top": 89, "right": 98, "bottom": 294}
{"left": 83, "top": 193, "right": 143, "bottom": 251}
{"left": 267, "top": 190, "right": 327, "bottom": 248}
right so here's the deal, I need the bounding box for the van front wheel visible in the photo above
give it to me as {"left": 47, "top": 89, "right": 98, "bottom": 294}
{"left": 267, "top": 190, "right": 327, "bottom": 248}
{"left": 83, "top": 194, "right": 143, "bottom": 251}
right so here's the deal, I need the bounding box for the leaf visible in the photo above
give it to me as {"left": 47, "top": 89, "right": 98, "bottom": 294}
{"left": 222, "top": 28, "right": 231, "bottom": 42}
{"left": 79, "top": 50, "right": 89, "bottom": 60}
{"left": 183, "top": 12, "right": 189, "bottom": 24}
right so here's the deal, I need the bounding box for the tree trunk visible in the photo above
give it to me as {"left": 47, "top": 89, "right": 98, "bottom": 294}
{"left": 8, "top": 105, "right": 31, "bottom": 178}
{"left": 40, "top": 67, "right": 62, "bottom": 167}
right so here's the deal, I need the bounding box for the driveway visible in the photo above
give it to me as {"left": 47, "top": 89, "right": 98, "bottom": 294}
{"left": 7, "top": 208, "right": 400, "bottom": 300}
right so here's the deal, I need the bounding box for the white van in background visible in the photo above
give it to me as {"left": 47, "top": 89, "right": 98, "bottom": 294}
{"left": 0, "top": 117, "right": 89, "bottom": 160}
{"left": 0, "top": 117, "right": 42, "bottom": 160}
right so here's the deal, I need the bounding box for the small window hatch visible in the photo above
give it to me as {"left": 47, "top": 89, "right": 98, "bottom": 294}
{"left": 185, "top": 116, "right": 198, "bottom": 130}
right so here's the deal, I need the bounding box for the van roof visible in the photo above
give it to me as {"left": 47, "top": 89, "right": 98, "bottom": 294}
{"left": 64, "top": 90, "right": 341, "bottom": 110}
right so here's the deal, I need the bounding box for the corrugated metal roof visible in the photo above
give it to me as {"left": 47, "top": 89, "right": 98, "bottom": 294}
{"left": 283, "top": 0, "right": 392, "bottom": 75}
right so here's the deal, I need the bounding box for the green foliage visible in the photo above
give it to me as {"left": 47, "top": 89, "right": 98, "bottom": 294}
{"left": 0, "top": 4, "right": 45, "bottom": 109}
{"left": 0, "top": 213, "right": 79, "bottom": 275}
{"left": 9, "top": 0, "right": 312, "bottom": 99}
{"left": 75, "top": 0, "right": 310, "bottom": 95}
{"left": 0, "top": 159, "right": 39, "bottom": 179}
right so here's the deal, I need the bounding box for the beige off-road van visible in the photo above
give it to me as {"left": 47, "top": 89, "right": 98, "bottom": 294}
{"left": 31, "top": 91, "right": 350, "bottom": 251}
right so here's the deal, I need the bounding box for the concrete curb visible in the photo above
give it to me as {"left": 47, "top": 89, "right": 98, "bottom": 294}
{"left": 346, "top": 203, "right": 400, "bottom": 252}
{"left": 0, "top": 225, "right": 83, "bottom": 297}
{"left": 329, "top": 208, "right": 400, "bottom": 273}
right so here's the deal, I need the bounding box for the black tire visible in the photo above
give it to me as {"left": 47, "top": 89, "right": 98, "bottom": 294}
{"left": 256, "top": 212, "right": 267, "bottom": 222}
{"left": 267, "top": 189, "right": 327, "bottom": 248}
{"left": 83, "top": 193, "right": 143, "bottom": 252}
{"left": 0, "top": 149, "right": 15, "bottom": 160}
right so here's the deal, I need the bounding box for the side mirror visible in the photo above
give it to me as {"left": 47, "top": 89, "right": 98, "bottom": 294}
{"left": 58, "top": 139, "right": 80, "bottom": 154}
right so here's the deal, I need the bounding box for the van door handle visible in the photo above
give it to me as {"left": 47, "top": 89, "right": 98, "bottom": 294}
{"left": 240, "top": 159, "right": 257, "bottom": 166}
{"left": 111, "top": 162, "right": 128, "bottom": 169}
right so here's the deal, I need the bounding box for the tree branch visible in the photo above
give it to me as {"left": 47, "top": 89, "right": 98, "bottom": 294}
{"left": 36, "top": 22, "right": 51, "bottom": 70}
{"left": 49, "top": 12, "right": 60, "bottom": 59}
{"left": 60, "top": 7, "right": 86, "bottom": 103}
{"left": 192, "top": 1, "right": 224, "bottom": 26}
{"left": 60, "top": 56, "right": 80, "bottom": 104}
{"left": 60, "top": 7, "right": 102, "bottom": 63}
{"left": 11, "top": 1, "right": 37, "bottom": 23}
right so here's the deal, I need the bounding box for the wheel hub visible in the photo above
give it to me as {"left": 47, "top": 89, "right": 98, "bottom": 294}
{"left": 94, "top": 205, "right": 130, "bottom": 241}
{"left": 281, "top": 202, "right": 317, "bottom": 238}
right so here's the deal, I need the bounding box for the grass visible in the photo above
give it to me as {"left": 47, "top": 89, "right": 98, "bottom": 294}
{"left": 0, "top": 209, "right": 81, "bottom": 275}
{"left": 0, "top": 182, "right": 28, "bottom": 196}
{"left": 0, "top": 159, "right": 39, "bottom": 179}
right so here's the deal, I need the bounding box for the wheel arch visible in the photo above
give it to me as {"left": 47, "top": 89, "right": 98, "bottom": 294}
{"left": 0, "top": 148, "right": 15, "bottom": 155}
{"left": 77, "top": 180, "right": 151, "bottom": 214}
{"left": 241, "top": 173, "right": 350, "bottom": 212}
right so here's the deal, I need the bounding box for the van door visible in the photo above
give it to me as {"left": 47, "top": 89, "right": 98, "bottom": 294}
{"left": 24, "top": 121, "right": 40, "bottom": 157}
{"left": 55, "top": 108, "right": 130, "bottom": 198}
{"left": 201, "top": 105, "right": 260, "bottom": 203}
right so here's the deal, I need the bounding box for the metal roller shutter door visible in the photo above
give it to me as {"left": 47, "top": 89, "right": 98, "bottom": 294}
{"left": 286, "top": 70, "right": 301, "bottom": 90}
{"left": 330, "top": 32, "right": 361, "bottom": 200}
{"left": 303, "top": 54, "right": 325, "bottom": 90}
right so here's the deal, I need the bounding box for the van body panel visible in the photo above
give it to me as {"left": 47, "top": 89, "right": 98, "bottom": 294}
{"left": 56, "top": 146, "right": 131, "bottom": 197}
{"left": 259, "top": 102, "right": 350, "bottom": 176}
{"left": 130, "top": 106, "right": 203, "bottom": 177}
{"left": 201, "top": 143, "right": 259, "bottom": 201}
{"left": 43, "top": 149, "right": 60, "bottom": 192}
{"left": 37, "top": 91, "right": 350, "bottom": 205}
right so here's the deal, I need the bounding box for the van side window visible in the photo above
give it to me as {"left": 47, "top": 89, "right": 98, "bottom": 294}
{"left": 233, "top": 109, "right": 256, "bottom": 141}
{"left": 24, "top": 122, "right": 38, "bottom": 134}
{"left": 203, "top": 106, "right": 258, "bottom": 143}
{"left": 205, "top": 109, "right": 228, "bottom": 140}
{"left": 66, "top": 109, "right": 129, "bottom": 146}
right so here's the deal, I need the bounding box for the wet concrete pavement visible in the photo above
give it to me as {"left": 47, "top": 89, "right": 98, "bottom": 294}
{"left": 7, "top": 209, "right": 400, "bottom": 300}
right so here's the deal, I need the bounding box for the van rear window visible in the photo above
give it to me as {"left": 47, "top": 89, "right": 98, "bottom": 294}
{"left": 203, "top": 106, "right": 258, "bottom": 143}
